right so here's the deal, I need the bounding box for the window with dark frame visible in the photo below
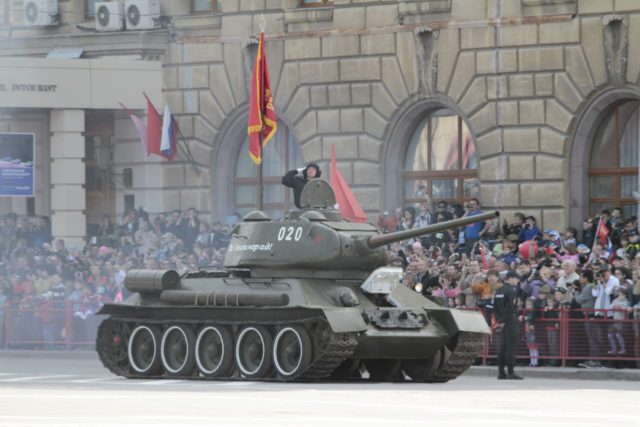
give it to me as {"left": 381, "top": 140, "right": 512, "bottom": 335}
{"left": 192, "top": 0, "right": 219, "bottom": 13}
{"left": 403, "top": 110, "right": 478, "bottom": 211}
{"left": 85, "top": 111, "right": 116, "bottom": 230}
{"left": 234, "top": 122, "right": 304, "bottom": 220}
{"left": 589, "top": 100, "right": 639, "bottom": 218}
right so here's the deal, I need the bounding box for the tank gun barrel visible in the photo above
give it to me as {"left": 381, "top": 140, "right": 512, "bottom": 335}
{"left": 367, "top": 211, "right": 499, "bottom": 249}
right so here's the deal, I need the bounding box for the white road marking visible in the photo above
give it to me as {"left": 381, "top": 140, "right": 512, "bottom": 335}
{"left": 222, "top": 381, "right": 259, "bottom": 387}
{"left": 66, "top": 377, "right": 115, "bottom": 383}
{"left": 136, "top": 379, "right": 187, "bottom": 385}
{"left": 0, "top": 374, "right": 78, "bottom": 382}
{"left": 0, "top": 373, "right": 269, "bottom": 388}
{"left": 0, "top": 415, "right": 616, "bottom": 427}
{"left": 0, "top": 390, "right": 635, "bottom": 422}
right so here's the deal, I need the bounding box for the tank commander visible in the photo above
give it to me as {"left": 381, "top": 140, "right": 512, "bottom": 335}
{"left": 282, "top": 162, "right": 321, "bottom": 209}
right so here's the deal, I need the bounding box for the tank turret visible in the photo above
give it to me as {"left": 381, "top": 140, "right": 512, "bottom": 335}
{"left": 224, "top": 179, "right": 498, "bottom": 278}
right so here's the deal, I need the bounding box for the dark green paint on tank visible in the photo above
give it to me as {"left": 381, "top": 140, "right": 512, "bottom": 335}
{"left": 96, "top": 179, "right": 495, "bottom": 383}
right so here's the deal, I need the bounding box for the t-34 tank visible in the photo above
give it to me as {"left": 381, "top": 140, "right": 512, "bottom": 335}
{"left": 96, "top": 180, "right": 495, "bottom": 382}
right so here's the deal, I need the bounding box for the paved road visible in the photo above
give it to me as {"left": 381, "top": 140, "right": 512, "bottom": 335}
{"left": 0, "top": 351, "right": 638, "bottom": 427}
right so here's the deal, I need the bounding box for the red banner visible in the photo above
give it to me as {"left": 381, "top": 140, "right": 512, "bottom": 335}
{"left": 247, "top": 33, "right": 277, "bottom": 165}
{"left": 144, "top": 94, "right": 163, "bottom": 158}
{"left": 330, "top": 144, "right": 367, "bottom": 223}
{"left": 596, "top": 218, "right": 610, "bottom": 245}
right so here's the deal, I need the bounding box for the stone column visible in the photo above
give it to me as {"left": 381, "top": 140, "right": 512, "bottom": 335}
{"left": 50, "top": 109, "right": 86, "bottom": 250}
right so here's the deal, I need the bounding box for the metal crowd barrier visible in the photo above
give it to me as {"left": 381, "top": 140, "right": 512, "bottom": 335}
{"left": 480, "top": 307, "right": 640, "bottom": 368}
{"left": 1, "top": 301, "right": 103, "bottom": 349}
{"left": 1, "top": 301, "right": 639, "bottom": 370}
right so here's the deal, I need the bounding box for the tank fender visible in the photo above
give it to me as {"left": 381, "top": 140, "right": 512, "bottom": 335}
{"left": 95, "top": 293, "right": 142, "bottom": 315}
{"left": 322, "top": 307, "right": 368, "bottom": 333}
{"left": 428, "top": 307, "right": 491, "bottom": 335}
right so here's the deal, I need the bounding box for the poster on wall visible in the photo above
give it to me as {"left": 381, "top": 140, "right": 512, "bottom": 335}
{"left": 0, "top": 133, "right": 35, "bottom": 197}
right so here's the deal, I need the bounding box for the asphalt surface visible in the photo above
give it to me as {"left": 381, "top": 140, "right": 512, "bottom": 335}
{"left": 3, "top": 349, "right": 639, "bottom": 381}
{"left": 0, "top": 349, "right": 639, "bottom": 427}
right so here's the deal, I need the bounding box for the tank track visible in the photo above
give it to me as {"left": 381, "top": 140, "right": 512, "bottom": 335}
{"left": 302, "top": 331, "right": 359, "bottom": 380}
{"left": 97, "top": 317, "right": 482, "bottom": 383}
{"left": 427, "top": 331, "right": 484, "bottom": 382}
{"left": 96, "top": 316, "right": 358, "bottom": 382}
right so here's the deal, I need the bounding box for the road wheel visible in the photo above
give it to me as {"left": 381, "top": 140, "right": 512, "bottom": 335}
{"left": 235, "top": 326, "right": 273, "bottom": 379}
{"left": 161, "top": 324, "right": 196, "bottom": 377}
{"left": 427, "top": 346, "right": 454, "bottom": 383}
{"left": 402, "top": 349, "right": 441, "bottom": 382}
{"left": 331, "top": 358, "right": 362, "bottom": 380}
{"left": 128, "top": 324, "right": 162, "bottom": 375}
{"left": 195, "top": 326, "right": 234, "bottom": 378}
{"left": 273, "top": 326, "right": 312, "bottom": 381}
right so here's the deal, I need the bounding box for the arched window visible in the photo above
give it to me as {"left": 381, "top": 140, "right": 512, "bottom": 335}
{"left": 234, "top": 122, "right": 304, "bottom": 219}
{"left": 403, "top": 109, "right": 478, "bottom": 208}
{"left": 589, "top": 100, "right": 639, "bottom": 217}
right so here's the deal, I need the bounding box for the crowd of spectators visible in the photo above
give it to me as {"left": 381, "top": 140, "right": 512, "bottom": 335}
{"left": 0, "top": 198, "right": 639, "bottom": 367}
{"left": 380, "top": 199, "right": 640, "bottom": 367}
{"left": 0, "top": 208, "right": 234, "bottom": 349}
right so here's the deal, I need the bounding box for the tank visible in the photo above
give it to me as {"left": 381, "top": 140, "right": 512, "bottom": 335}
{"left": 96, "top": 179, "right": 495, "bottom": 382}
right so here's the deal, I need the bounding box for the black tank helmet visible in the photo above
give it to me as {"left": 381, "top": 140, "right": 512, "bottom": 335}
{"left": 303, "top": 162, "right": 321, "bottom": 179}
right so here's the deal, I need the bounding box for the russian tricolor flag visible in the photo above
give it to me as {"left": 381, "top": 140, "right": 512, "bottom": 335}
{"left": 160, "top": 105, "right": 178, "bottom": 161}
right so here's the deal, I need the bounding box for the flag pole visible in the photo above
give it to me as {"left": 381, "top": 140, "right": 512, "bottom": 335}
{"left": 258, "top": 16, "right": 266, "bottom": 212}
{"left": 588, "top": 217, "right": 602, "bottom": 262}
{"left": 176, "top": 127, "right": 200, "bottom": 174}
{"left": 258, "top": 134, "right": 263, "bottom": 211}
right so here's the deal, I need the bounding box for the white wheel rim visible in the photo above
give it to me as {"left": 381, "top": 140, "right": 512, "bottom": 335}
{"left": 273, "top": 327, "right": 304, "bottom": 376}
{"left": 236, "top": 327, "right": 266, "bottom": 376}
{"left": 128, "top": 325, "right": 157, "bottom": 373}
{"left": 195, "top": 327, "right": 225, "bottom": 375}
{"left": 160, "top": 326, "right": 190, "bottom": 374}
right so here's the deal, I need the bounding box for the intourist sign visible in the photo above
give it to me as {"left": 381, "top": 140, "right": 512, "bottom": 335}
{"left": 0, "top": 60, "right": 89, "bottom": 108}
{"left": 0, "top": 83, "right": 58, "bottom": 93}
{"left": 0, "top": 57, "right": 162, "bottom": 109}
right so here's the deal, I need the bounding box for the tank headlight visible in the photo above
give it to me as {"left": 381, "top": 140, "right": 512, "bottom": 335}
{"left": 339, "top": 288, "right": 359, "bottom": 307}
{"left": 413, "top": 283, "right": 423, "bottom": 293}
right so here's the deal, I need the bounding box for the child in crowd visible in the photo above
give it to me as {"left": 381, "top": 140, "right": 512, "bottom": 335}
{"left": 608, "top": 291, "right": 629, "bottom": 355}
{"left": 453, "top": 295, "right": 465, "bottom": 309}
{"left": 520, "top": 298, "right": 539, "bottom": 367}
{"left": 563, "top": 227, "right": 578, "bottom": 247}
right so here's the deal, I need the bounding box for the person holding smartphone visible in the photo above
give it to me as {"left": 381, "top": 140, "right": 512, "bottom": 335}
{"left": 462, "top": 199, "right": 490, "bottom": 255}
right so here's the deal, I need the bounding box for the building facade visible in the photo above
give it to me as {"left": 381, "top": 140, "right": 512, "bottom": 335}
{"left": 0, "top": 0, "right": 639, "bottom": 245}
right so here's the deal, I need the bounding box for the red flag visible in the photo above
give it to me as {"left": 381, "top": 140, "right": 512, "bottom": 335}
{"left": 247, "top": 33, "right": 277, "bottom": 165}
{"left": 144, "top": 93, "right": 163, "bottom": 158}
{"left": 596, "top": 218, "right": 609, "bottom": 245}
{"left": 479, "top": 244, "right": 488, "bottom": 270}
{"left": 330, "top": 144, "right": 367, "bottom": 223}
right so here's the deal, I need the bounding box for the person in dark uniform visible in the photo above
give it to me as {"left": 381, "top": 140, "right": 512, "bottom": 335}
{"left": 493, "top": 270, "right": 524, "bottom": 380}
{"left": 281, "top": 162, "right": 321, "bottom": 209}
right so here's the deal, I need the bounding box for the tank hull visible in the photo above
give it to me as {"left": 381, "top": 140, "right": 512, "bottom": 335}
{"left": 96, "top": 268, "right": 490, "bottom": 382}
